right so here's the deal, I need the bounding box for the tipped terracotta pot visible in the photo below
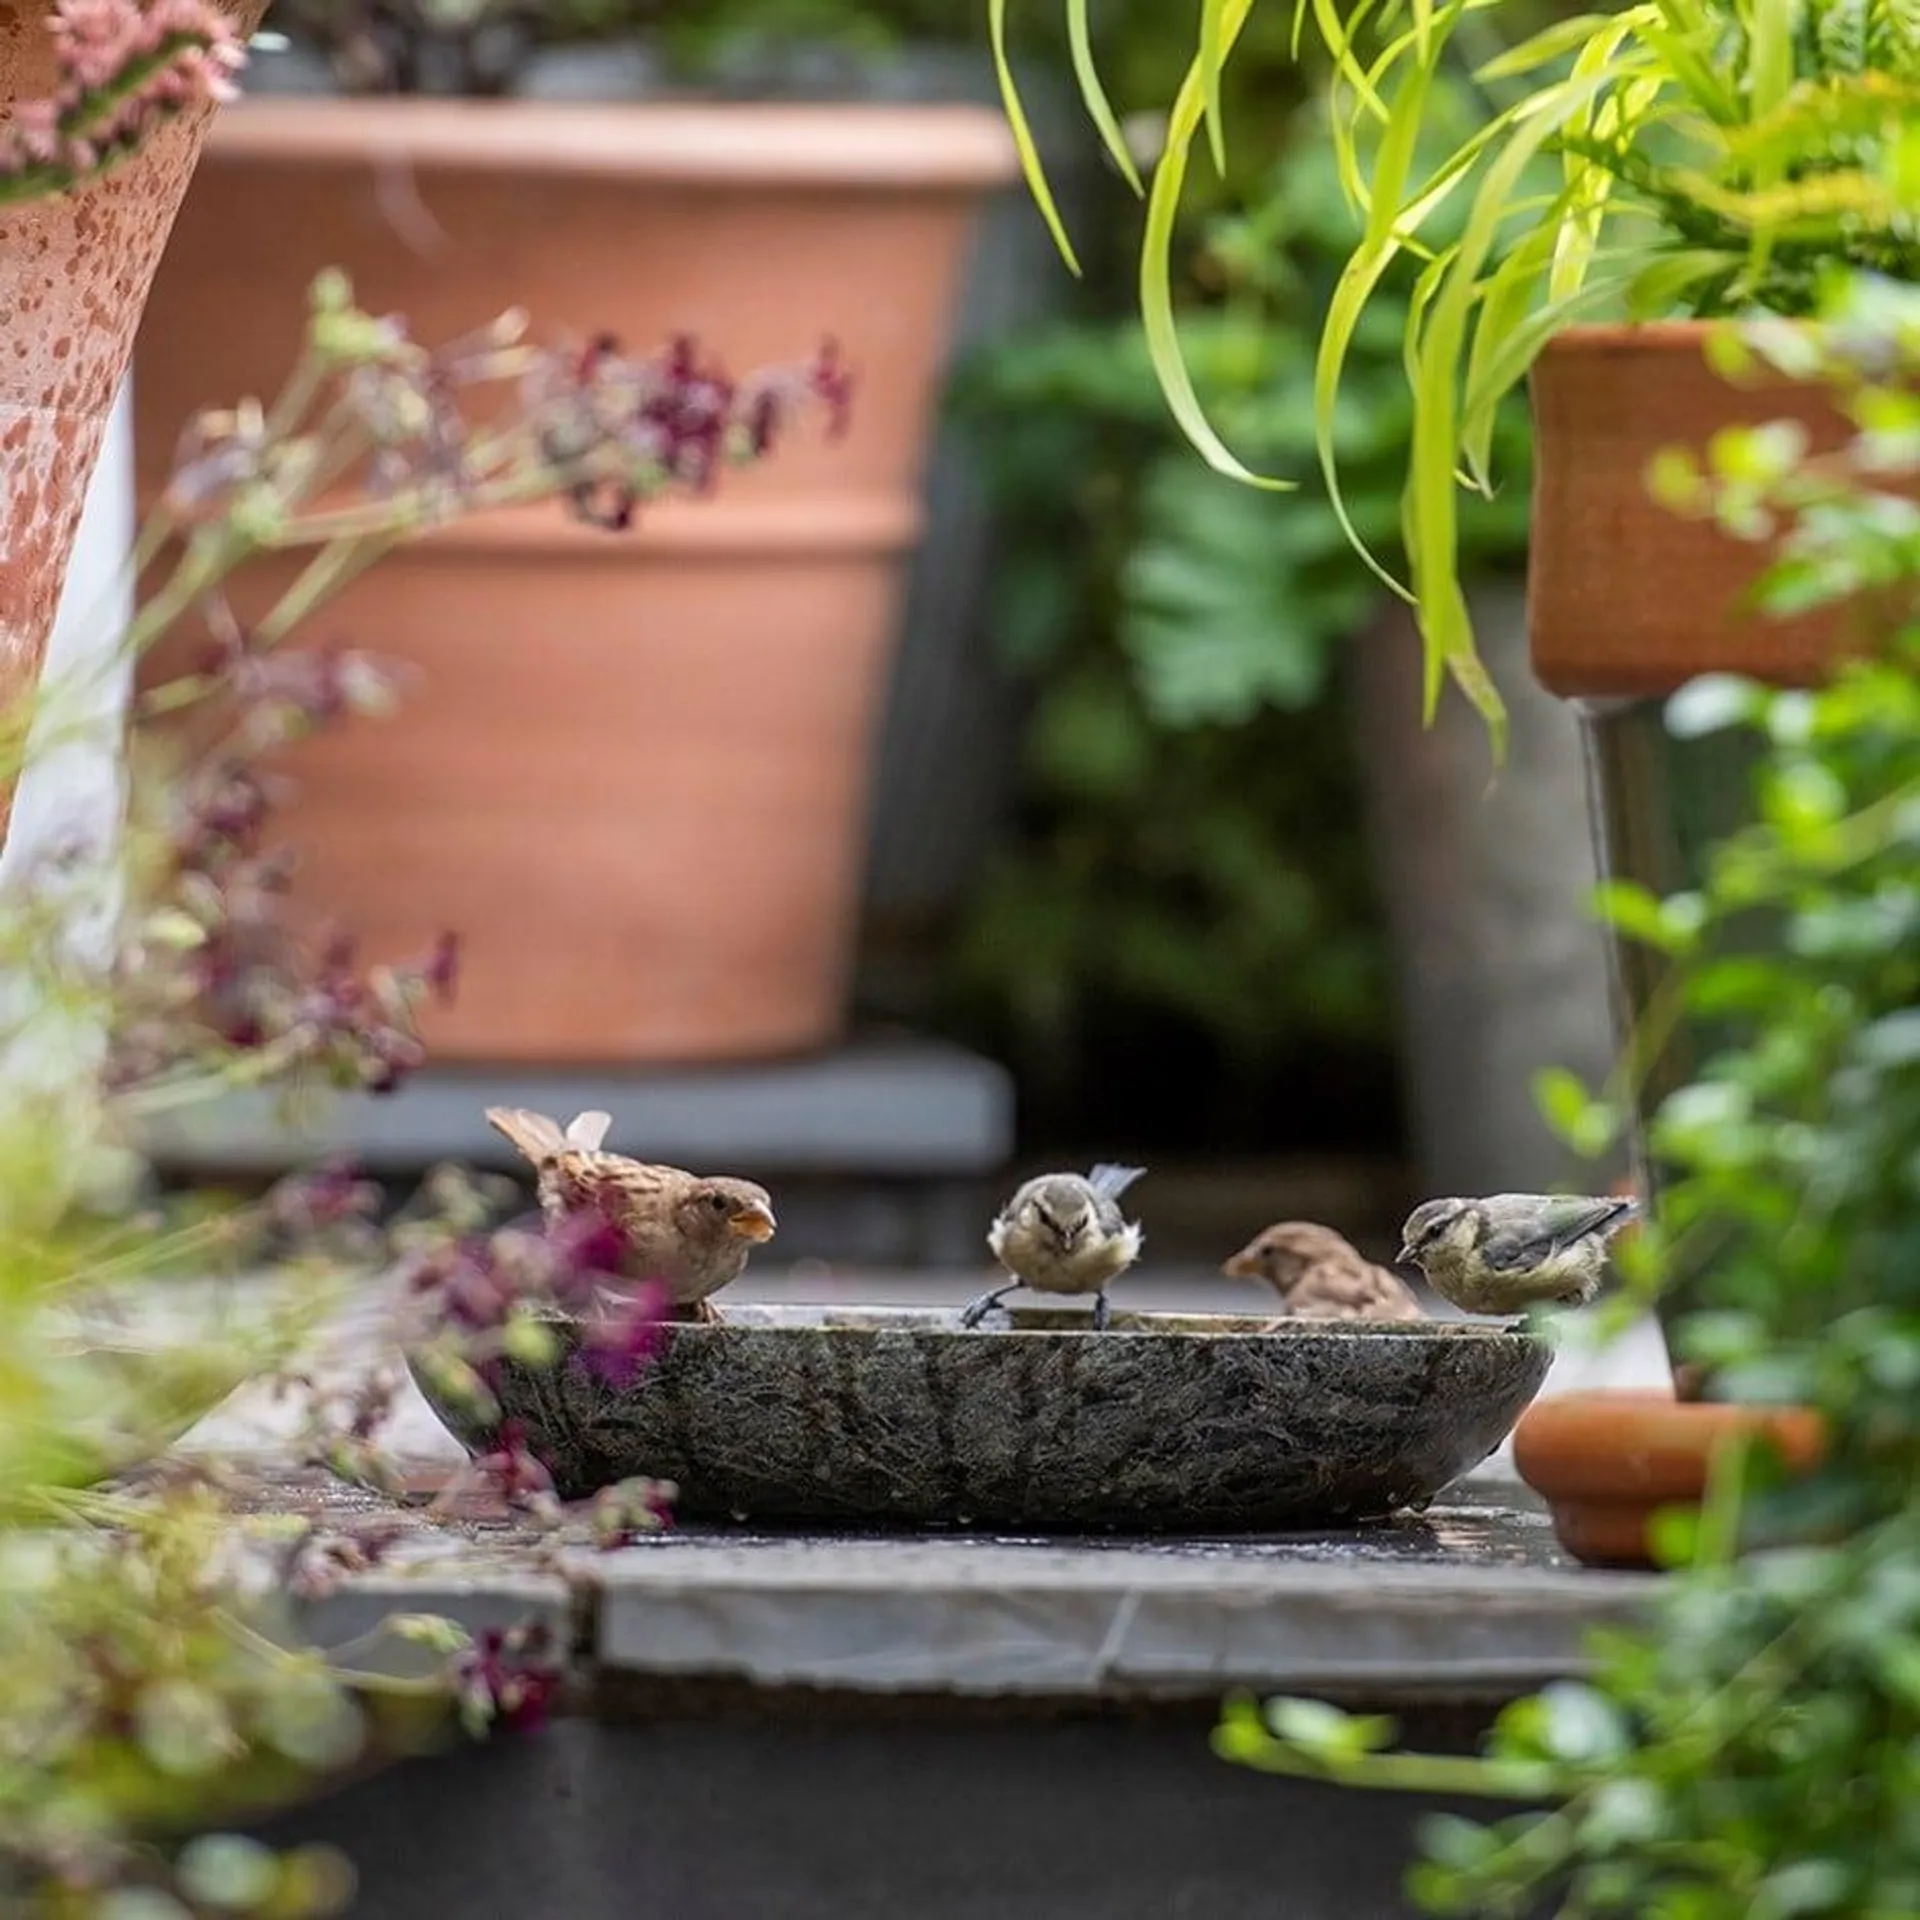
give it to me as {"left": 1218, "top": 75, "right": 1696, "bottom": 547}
{"left": 0, "top": 0, "right": 261, "bottom": 840}
{"left": 133, "top": 99, "right": 1018, "bottom": 1064}
{"left": 1514, "top": 1389, "right": 1828, "bottom": 1570}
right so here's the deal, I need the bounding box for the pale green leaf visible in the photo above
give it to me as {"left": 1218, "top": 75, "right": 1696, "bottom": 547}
{"left": 1065, "top": 0, "right": 1143, "bottom": 196}
{"left": 990, "top": 0, "right": 1082, "bottom": 275}
{"left": 1140, "top": 0, "right": 1291, "bottom": 490}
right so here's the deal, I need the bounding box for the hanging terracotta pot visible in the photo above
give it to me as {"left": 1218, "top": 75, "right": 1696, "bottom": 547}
{"left": 1526, "top": 322, "right": 1889, "bottom": 699}
{"left": 0, "top": 0, "right": 262, "bottom": 838}
{"left": 132, "top": 99, "right": 1019, "bottom": 1066}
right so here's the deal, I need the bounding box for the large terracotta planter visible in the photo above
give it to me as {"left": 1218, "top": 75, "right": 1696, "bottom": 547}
{"left": 134, "top": 99, "right": 1018, "bottom": 1064}
{"left": 1515, "top": 1388, "right": 1827, "bottom": 1570}
{"left": 0, "top": 0, "right": 260, "bottom": 840}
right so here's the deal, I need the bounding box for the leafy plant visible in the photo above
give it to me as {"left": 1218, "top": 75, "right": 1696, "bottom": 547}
{"left": 941, "top": 82, "right": 1528, "bottom": 1106}
{"left": 1000, "top": 0, "right": 1920, "bottom": 747}
{"left": 1, "top": 20, "right": 845, "bottom": 1896}
{"left": 1213, "top": 270, "right": 1920, "bottom": 1918}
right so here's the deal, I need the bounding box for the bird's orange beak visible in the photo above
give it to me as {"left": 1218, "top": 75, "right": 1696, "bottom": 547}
{"left": 1222, "top": 1244, "right": 1262, "bottom": 1280}
{"left": 729, "top": 1203, "right": 776, "bottom": 1243}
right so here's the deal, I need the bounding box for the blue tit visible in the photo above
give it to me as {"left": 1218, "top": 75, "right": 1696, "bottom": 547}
{"left": 960, "top": 1164, "right": 1146, "bottom": 1331}
{"left": 1397, "top": 1191, "right": 1639, "bottom": 1317}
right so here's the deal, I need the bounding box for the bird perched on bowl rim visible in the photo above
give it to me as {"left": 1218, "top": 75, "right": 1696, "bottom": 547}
{"left": 1396, "top": 1191, "right": 1639, "bottom": 1318}
{"left": 485, "top": 1106, "right": 775, "bottom": 1322}
{"left": 1223, "top": 1220, "right": 1425, "bottom": 1322}
{"left": 961, "top": 1164, "right": 1147, "bottom": 1331}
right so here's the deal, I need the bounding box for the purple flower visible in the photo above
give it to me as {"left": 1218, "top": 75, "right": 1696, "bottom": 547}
{"left": 453, "top": 1622, "right": 562, "bottom": 1736}
{"left": 590, "top": 1475, "right": 676, "bottom": 1548}
{"left": 470, "top": 1419, "right": 555, "bottom": 1508}
{"left": 264, "top": 1158, "right": 382, "bottom": 1235}
{"left": 578, "top": 1285, "right": 668, "bottom": 1390}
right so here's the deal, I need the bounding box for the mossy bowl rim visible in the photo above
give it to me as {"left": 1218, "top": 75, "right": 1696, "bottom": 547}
{"left": 485, "top": 1300, "right": 1541, "bottom": 1344}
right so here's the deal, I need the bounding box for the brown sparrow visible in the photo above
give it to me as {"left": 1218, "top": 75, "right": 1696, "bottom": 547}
{"left": 485, "top": 1106, "right": 775, "bottom": 1321}
{"left": 1223, "top": 1220, "right": 1425, "bottom": 1321}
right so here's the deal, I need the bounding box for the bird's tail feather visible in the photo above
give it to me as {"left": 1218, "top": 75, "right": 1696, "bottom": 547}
{"left": 1088, "top": 1163, "right": 1147, "bottom": 1201}
{"left": 486, "top": 1106, "right": 570, "bottom": 1166}
{"left": 565, "top": 1110, "right": 613, "bottom": 1152}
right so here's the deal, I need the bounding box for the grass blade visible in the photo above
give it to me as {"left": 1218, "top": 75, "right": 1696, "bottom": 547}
{"left": 1200, "top": 0, "right": 1230, "bottom": 175}
{"left": 1067, "top": 0, "right": 1144, "bottom": 196}
{"left": 1140, "top": 0, "right": 1289, "bottom": 488}
{"left": 990, "top": 0, "right": 1082, "bottom": 275}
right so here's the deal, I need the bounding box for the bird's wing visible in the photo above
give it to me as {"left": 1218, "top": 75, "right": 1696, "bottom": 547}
{"left": 1295, "top": 1260, "right": 1415, "bottom": 1315}
{"left": 486, "top": 1106, "right": 568, "bottom": 1166}
{"left": 1086, "top": 1164, "right": 1146, "bottom": 1202}
{"left": 1481, "top": 1195, "right": 1637, "bottom": 1271}
{"left": 565, "top": 1110, "right": 614, "bottom": 1152}
{"left": 551, "top": 1153, "right": 685, "bottom": 1225}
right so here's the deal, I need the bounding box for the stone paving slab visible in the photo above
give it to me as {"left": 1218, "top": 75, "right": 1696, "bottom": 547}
{"left": 206, "top": 1460, "right": 1656, "bottom": 1705}
{"left": 579, "top": 1515, "right": 1655, "bottom": 1698}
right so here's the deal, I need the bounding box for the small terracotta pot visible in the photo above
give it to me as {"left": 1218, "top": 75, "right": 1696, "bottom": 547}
{"left": 1513, "top": 1388, "right": 1828, "bottom": 1569}
{"left": 0, "top": 0, "right": 262, "bottom": 839}
{"left": 1527, "top": 322, "right": 1909, "bottom": 699}
{"left": 134, "top": 99, "right": 1018, "bottom": 1064}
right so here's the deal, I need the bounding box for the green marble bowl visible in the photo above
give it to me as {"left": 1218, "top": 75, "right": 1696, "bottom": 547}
{"left": 412, "top": 1303, "right": 1552, "bottom": 1533}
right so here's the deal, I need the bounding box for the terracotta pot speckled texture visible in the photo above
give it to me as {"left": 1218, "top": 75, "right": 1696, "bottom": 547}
{"left": 135, "top": 100, "right": 1017, "bottom": 1063}
{"left": 0, "top": 0, "right": 262, "bottom": 837}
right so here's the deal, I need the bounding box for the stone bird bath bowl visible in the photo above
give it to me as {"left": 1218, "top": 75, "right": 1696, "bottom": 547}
{"left": 414, "top": 1304, "right": 1552, "bottom": 1532}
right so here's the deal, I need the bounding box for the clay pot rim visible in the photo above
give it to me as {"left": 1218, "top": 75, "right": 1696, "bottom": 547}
{"left": 207, "top": 96, "right": 1023, "bottom": 185}
{"left": 1514, "top": 1386, "right": 1828, "bottom": 1508}
{"left": 1523, "top": 1386, "right": 1780, "bottom": 1417}
{"left": 1537, "top": 319, "right": 1737, "bottom": 358}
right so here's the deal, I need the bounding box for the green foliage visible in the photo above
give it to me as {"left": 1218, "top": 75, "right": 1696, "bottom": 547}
{"left": 1216, "top": 273, "right": 1920, "bottom": 1918}
{"left": 944, "top": 84, "right": 1529, "bottom": 1079}
{"left": 1007, "top": 0, "right": 1920, "bottom": 749}
{"left": 0, "top": 272, "right": 836, "bottom": 1908}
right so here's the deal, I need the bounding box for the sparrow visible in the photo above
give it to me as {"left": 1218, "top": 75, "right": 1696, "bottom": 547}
{"left": 1397, "top": 1191, "right": 1640, "bottom": 1317}
{"left": 1223, "top": 1221, "right": 1425, "bottom": 1322}
{"left": 960, "top": 1164, "right": 1146, "bottom": 1331}
{"left": 484, "top": 1106, "right": 776, "bottom": 1321}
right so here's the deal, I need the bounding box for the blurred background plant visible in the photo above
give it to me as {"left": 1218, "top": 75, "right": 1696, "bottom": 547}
{"left": 1215, "top": 268, "right": 1920, "bottom": 1918}
{"left": 929, "top": 76, "right": 1534, "bottom": 1152}
{"left": 256, "top": 0, "right": 1333, "bottom": 98}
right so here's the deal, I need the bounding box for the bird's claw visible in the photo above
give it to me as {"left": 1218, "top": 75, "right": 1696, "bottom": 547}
{"left": 1091, "top": 1293, "right": 1111, "bottom": 1332}
{"left": 959, "top": 1288, "right": 1014, "bottom": 1330}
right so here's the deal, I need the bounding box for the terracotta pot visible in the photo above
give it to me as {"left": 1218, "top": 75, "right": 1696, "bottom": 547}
{"left": 1513, "top": 1388, "right": 1828, "bottom": 1569}
{"left": 133, "top": 99, "right": 1017, "bottom": 1064}
{"left": 0, "top": 0, "right": 261, "bottom": 839}
{"left": 1527, "top": 322, "right": 1904, "bottom": 699}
